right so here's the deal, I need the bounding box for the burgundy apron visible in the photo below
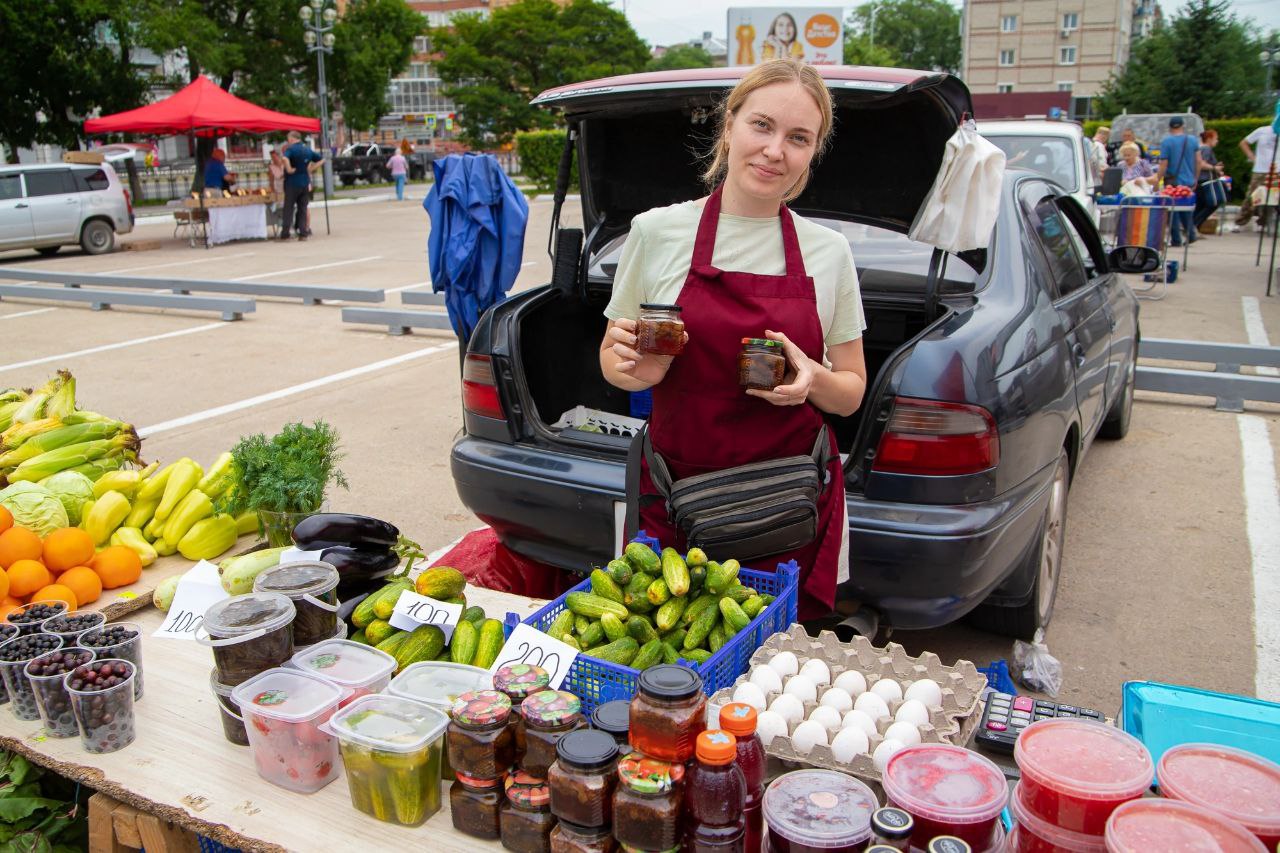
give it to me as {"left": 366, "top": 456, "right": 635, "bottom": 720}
{"left": 637, "top": 186, "right": 845, "bottom": 619}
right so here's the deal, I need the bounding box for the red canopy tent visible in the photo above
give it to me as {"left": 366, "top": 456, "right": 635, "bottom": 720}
{"left": 84, "top": 75, "right": 320, "bottom": 136}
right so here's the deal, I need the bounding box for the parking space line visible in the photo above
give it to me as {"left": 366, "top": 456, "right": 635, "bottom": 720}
{"left": 1242, "top": 296, "right": 1279, "bottom": 376}
{"left": 1238, "top": 414, "right": 1280, "bottom": 701}
{"left": 231, "top": 256, "right": 381, "bottom": 281}
{"left": 101, "top": 252, "right": 258, "bottom": 276}
{"left": 0, "top": 322, "right": 226, "bottom": 374}
{"left": 0, "top": 308, "right": 58, "bottom": 321}
{"left": 138, "top": 340, "right": 458, "bottom": 437}
{"left": 386, "top": 281, "right": 429, "bottom": 294}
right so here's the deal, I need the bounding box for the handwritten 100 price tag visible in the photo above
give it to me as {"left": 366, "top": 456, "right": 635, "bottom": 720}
{"left": 487, "top": 622, "right": 579, "bottom": 690}
{"left": 388, "top": 590, "right": 464, "bottom": 642}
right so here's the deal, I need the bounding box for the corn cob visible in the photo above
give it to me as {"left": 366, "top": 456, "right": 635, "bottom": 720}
{"left": 63, "top": 456, "right": 130, "bottom": 480}
{"left": 61, "top": 410, "right": 113, "bottom": 425}
{"left": 0, "top": 417, "right": 65, "bottom": 451}
{"left": 5, "top": 434, "right": 141, "bottom": 483}
{"left": 0, "top": 400, "right": 26, "bottom": 433}
{"left": 0, "top": 420, "right": 130, "bottom": 468}
{"left": 85, "top": 490, "right": 131, "bottom": 545}
{"left": 154, "top": 458, "right": 201, "bottom": 522}
{"left": 8, "top": 373, "right": 63, "bottom": 426}
{"left": 44, "top": 371, "right": 76, "bottom": 419}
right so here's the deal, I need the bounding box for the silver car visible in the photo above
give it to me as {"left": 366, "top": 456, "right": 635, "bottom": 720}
{"left": 0, "top": 162, "right": 135, "bottom": 256}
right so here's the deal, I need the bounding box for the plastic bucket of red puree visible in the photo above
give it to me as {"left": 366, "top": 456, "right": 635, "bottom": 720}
{"left": 881, "top": 744, "right": 1008, "bottom": 850}
{"left": 1104, "top": 797, "right": 1267, "bottom": 852}
{"left": 1014, "top": 719, "right": 1153, "bottom": 836}
{"left": 1157, "top": 743, "right": 1280, "bottom": 850}
{"left": 1008, "top": 783, "right": 1107, "bottom": 853}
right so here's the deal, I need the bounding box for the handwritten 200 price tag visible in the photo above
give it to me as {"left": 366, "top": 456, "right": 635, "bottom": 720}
{"left": 487, "top": 622, "right": 578, "bottom": 690}
{"left": 388, "top": 590, "right": 464, "bottom": 642}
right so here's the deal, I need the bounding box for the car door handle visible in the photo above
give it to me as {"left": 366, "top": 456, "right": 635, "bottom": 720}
{"left": 1072, "top": 343, "right": 1086, "bottom": 367}
{"left": 65, "top": 198, "right": 77, "bottom": 204}
{"left": 15, "top": 203, "right": 28, "bottom": 209}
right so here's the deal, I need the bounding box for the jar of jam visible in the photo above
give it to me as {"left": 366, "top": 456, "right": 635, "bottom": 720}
{"left": 870, "top": 807, "right": 914, "bottom": 851}
{"left": 548, "top": 729, "right": 619, "bottom": 828}
{"left": 630, "top": 664, "right": 707, "bottom": 763}
{"left": 495, "top": 663, "right": 551, "bottom": 762}
{"left": 613, "top": 753, "right": 684, "bottom": 852}
{"left": 762, "top": 770, "right": 877, "bottom": 853}
{"left": 636, "top": 304, "right": 685, "bottom": 356}
{"left": 502, "top": 771, "right": 557, "bottom": 853}
{"left": 550, "top": 820, "right": 618, "bottom": 853}
{"left": 452, "top": 773, "right": 504, "bottom": 840}
{"left": 591, "top": 700, "right": 631, "bottom": 750}
{"left": 738, "top": 338, "right": 786, "bottom": 390}
{"left": 522, "top": 689, "right": 587, "bottom": 777}
{"left": 449, "top": 690, "right": 516, "bottom": 780}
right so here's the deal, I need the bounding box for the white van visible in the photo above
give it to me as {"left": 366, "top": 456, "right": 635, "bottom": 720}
{"left": 0, "top": 163, "right": 135, "bottom": 256}
{"left": 980, "top": 120, "right": 1099, "bottom": 222}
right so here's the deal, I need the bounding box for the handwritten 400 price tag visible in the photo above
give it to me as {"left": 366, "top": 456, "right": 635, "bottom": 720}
{"left": 388, "top": 590, "right": 464, "bottom": 642}
{"left": 487, "top": 622, "right": 578, "bottom": 690}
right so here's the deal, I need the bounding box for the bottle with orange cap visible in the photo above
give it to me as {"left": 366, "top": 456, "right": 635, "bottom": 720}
{"left": 682, "top": 729, "right": 746, "bottom": 853}
{"left": 719, "top": 703, "right": 765, "bottom": 853}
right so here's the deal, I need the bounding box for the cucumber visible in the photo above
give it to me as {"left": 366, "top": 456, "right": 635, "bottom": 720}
{"left": 655, "top": 595, "right": 688, "bottom": 633}
{"left": 689, "top": 564, "right": 707, "bottom": 594}
{"left": 548, "top": 610, "right": 575, "bottom": 640}
{"left": 723, "top": 586, "right": 757, "bottom": 604}
{"left": 706, "top": 559, "right": 740, "bottom": 594}
{"left": 624, "top": 541, "right": 661, "bottom": 575}
{"left": 742, "top": 596, "right": 765, "bottom": 618}
{"left": 451, "top": 620, "right": 479, "bottom": 665}
{"left": 646, "top": 578, "right": 671, "bottom": 606}
{"left": 682, "top": 648, "right": 712, "bottom": 664}
{"left": 720, "top": 598, "right": 751, "bottom": 632}
{"left": 579, "top": 620, "right": 606, "bottom": 649}
{"left": 605, "top": 558, "right": 633, "bottom": 586}
{"left": 624, "top": 572, "right": 656, "bottom": 614}
{"left": 565, "top": 592, "right": 629, "bottom": 621}
{"left": 600, "top": 612, "right": 627, "bottom": 642}
{"left": 473, "top": 619, "right": 505, "bottom": 669}
{"left": 461, "top": 606, "right": 486, "bottom": 624}
{"left": 682, "top": 593, "right": 719, "bottom": 626}
{"left": 685, "top": 601, "right": 720, "bottom": 650}
{"left": 586, "top": 637, "right": 639, "bottom": 666}
{"left": 661, "top": 642, "right": 680, "bottom": 665}
{"left": 661, "top": 627, "right": 688, "bottom": 651}
{"left": 575, "top": 615, "right": 592, "bottom": 636}
{"left": 627, "top": 614, "right": 658, "bottom": 645}
{"left": 631, "top": 638, "right": 664, "bottom": 670}
{"left": 660, "top": 548, "right": 691, "bottom": 597}
{"left": 590, "top": 569, "right": 625, "bottom": 605}
{"left": 709, "top": 624, "right": 727, "bottom": 653}
{"left": 685, "top": 547, "right": 708, "bottom": 568}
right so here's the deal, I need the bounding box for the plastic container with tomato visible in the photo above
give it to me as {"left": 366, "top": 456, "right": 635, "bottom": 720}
{"left": 1105, "top": 798, "right": 1266, "bottom": 853}
{"left": 881, "top": 743, "right": 1008, "bottom": 851}
{"left": 1157, "top": 743, "right": 1280, "bottom": 850}
{"left": 231, "top": 667, "right": 350, "bottom": 793}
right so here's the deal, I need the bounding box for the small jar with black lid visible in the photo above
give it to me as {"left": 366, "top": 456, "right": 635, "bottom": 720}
{"left": 502, "top": 771, "right": 557, "bottom": 853}
{"left": 926, "top": 838, "right": 971, "bottom": 853}
{"left": 870, "top": 807, "right": 914, "bottom": 851}
{"left": 522, "top": 690, "right": 587, "bottom": 777}
{"left": 548, "top": 729, "right": 620, "bottom": 828}
{"left": 629, "top": 664, "right": 707, "bottom": 763}
{"left": 590, "top": 700, "right": 631, "bottom": 750}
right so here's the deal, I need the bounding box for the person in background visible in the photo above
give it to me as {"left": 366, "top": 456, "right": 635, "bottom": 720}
{"left": 1194, "top": 129, "right": 1226, "bottom": 230}
{"left": 1233, "top": 123, "right": 1278, "bottom": 233}
{"left": 1090, "top": 127, "right": 1110, "bottom": 180}
{"left": 281, "top": 130, "right": 323, "bottom": 240}
{"left": 1119, "top": 142, "right": 1157, "bottom": 190}
{"left": 1108, "top": 127, "right": 1148, "bottom": 165}
{"left": 388, "top": 145, "right": 409, "bottom": 201}
{"left": 1155, "top": 116, "right": 1202, "bottom": 247}
{"left": 267, "top": 146, "right": 287, "bottom": 195}
{"left": 203, "top": 149, "right": 236, "bottom": 192}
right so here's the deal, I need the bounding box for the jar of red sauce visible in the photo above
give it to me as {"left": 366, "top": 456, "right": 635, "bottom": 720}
{"left": 495, "top": 663, "right": 551, "bottom": 763}
{"left": 629, "top": 664, "right": 706, "bottom": 763}
{"left": 1105, "top": 798, "right": 1267, "bottom": 853}
{"left": 1157, "top": 743, "right": 1280, "bottom": 850}
{"left": 738, "top": 338, "right": 786, "bottom": 390}
{"left": 761, "top": 769, "right": 877, "bottom": 853}
{"left": 881, "top": 744, "right": 1008, "bottom": 851}
{"left": 613, "top": 753, "right": 684, "bottom": 852}
{"left": 636, "top": 305, "right": 685, "bottom": 357}
{"left": 1007, "top": 782, "right": 1106, "bottom": 853}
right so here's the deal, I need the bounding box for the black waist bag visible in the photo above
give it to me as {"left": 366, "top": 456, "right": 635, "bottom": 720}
{"left": 626, "top": 425, "right": 834, "bottom": 561}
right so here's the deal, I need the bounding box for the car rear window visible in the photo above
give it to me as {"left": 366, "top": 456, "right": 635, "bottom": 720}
{"left": 984, "top": 134, "right": 1079, "bottom": 192}
{"left": 24, "top": 170, "right": 77, "bottom": 197}
{"left": 0, "top": 175, "right": 20, "bottom": 201}
{"left": 72, "top": 169, "right": 111, "bottom": 192}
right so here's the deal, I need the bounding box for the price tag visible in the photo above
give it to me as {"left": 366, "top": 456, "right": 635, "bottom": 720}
{"left": 152, "top": 561, "right": 230, "bottom": 640}
{"left": 279, "top": 547, "right": 324, "bottom": 563}
{"left": 389, "top": 590, "right": 464, "bottom": 642}
{"left": 487, "top": 622, "right": 579, "bottom": 690}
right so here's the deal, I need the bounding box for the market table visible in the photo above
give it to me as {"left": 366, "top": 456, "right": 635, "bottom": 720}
{"left": 182, "top": 195, "right": 280, "bottom": 247}
{"left": 0, "top": 587, "right": 547, "bottom": 853}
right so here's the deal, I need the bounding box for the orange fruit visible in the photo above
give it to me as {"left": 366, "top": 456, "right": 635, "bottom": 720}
{"left": 42, "top": 528, "right": 95, "bottom": 574}
{"left": 6, "top": 559, "right": 52, "bottom": 598}
{"left": 0, "top": 603, "right": 21, "bottom": 621}
{"left": 0, "top": 506, "right": 12, "bottom": 535}
{"left": 30, "top": 584, "right": 77, "bottom": 610}
{"left": 0, "top": 527, "right": 43, "bottom": 569}
{"left": 89, "top": 546, "right": 142, "bottom": 590}
{"left": 0, "top": 569, "right": 7, "bottom": 602}
{"left": 57, "top": 567, "right": 102, "bottom": 607}
{"left": 1, "top": 595, "right": 22, "bottom": 607}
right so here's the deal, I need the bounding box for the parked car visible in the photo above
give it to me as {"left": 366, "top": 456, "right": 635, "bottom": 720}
{"left": 450, "top": 66, "right": 1148, "bottom": 639}
{"left": 980, "top": 120, "right": 1100, "bottom": 222}
{"left": 332, "top": 143, "right": 432, "bottom": 186}
{"left": 0, "top": 162, "right": 134, "bottom": 256}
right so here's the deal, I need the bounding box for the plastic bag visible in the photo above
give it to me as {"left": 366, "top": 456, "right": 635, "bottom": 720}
{"left": 1119, "top": 179, "right": 1151, "bottom": 198}
{"left": 1012, "top": 629, "right": 1062, "bottom": 697}
{"left": 908, "top": 122, "right": 1005, "bottom": 253}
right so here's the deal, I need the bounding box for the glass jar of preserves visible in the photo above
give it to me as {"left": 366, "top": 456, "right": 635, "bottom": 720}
{"left": 451, "top": 773, "right": 504, "bottom": 840}
{"left": 636, "top": 304, "right": 685, "bottom": 356}
{"left": 550, "top": 820, "right": 618, "bottom": 853}
{"left": 522, "top": 689, "right": 586, "bottom": 777}
{"left": 591, "top": 699, "right": 631, "bottom": 750}
{"left": 738, "top": 338, "right": 786, "bottom": 391}
{"left": 613, "top": 753, "right": 684, "bottom": 852}
{"left": 548, "top": 729, "right": 619, "bottom": 828}
{"left": 448, "top": 690, "right": 515, "bottom": 780}
{"left": 630, "top": 664, "right": 707, "bottom": 763}
{"left": 495, "top": 663, "right": 551, "bottom": 762}
{"left": 870, "top": 807, "right": 914, "bottom": 851}
{"left": 502, "top": 771, "right": 557, "bottom": 853}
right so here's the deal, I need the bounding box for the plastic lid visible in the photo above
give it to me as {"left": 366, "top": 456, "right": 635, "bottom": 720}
{"left": 209, "top": 667, "right": 234, "bottom": 698}
{"left": 696, "top": 730, "right": 737, "bottom": 765}
{"left": 230, "top": 667, "right": 345, "bottom": 723}
{"left": 720, "top": 702, "right": 758, "bottom": 736}
{"left": 926, "top": 838, "right": 970, "bottom": 853}
{"left": 1105, "top": 797, "right": 1267, "bottom": 853}
{"left": 493, "top": 663, "right": 550, "bottom": 699}
{"left": 522, "top": 689, "right": 581, "bottom": 727}
{"left": 457, "top": 772, "right": 501, "bottom": 789}
{"left": 637, "top": 664, "right": 703, "bottom": 701}
{"left": 639, "top": 303, "right": 682, "bottom": 312}
{"left": 1014, "top": 719, "right": 1154, "bottom": 801}
{"left": 389, "top": 661, "right": 493, "bottom": 708}
{"left": 741, "top": 338, "right": 783, "bottom": 348}
{"left": 882, "top": 744, "right": 1008, "bottom": 826}
{"left": 328, "top": 694, "right": 448, "bottom": 754}
{"left": 451, "top": 690, "right": 512, "bottom": 727}
{"left": 291, "top": 639, "right": 396, "bottom": 690}
{"left": 1007, "top": 782, "right": 1107, "bottom": 853}
{"left": 591, "top": 700, "right": 631, "bottom": 736}
{"left": 253, "top": 561, "right": 340, "bottom": 599}
{"left": 506, "top": 770, "right": 551, "bottom": 808}
{"left": 556, "top": 729, "right": 619, "bottom": 770}
{"left": 1157, "top": 743, "right": 1280, "bottom": 836}
{"left": 204, "top": 592, "right": 295, "bottom": 638}
{"left": 762, "top": 769, "right": 878, "bottom": 849}
{"left": 871, "top": 807, "right": 914, "bottom": 840}
{"left": 618, "top": 752, "right": 683, "bottom": 794}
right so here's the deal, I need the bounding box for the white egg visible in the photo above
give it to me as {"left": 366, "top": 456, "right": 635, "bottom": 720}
{"left": 884, "top": 720, "right": 922, "bottom": 747}
{"left": 767, "top": 651, "right": 800, "bottom": 678}
{"left": 799, "top": 658, "right": 831, "bottom": 685}
{"left": 756, "top": 710, "right": 789, "bottom": 747}
{"left": 808, "top": 705, "right": 844, "bottom": 733}
{"left": 819, "top": 687, "right": 854, "bottom": 713}
{"left": 783, "top": 675, "right": 818, "bottom": 703}
{"left": 841, "top": 709, "right": 879, "bottom": 738}
{"left": 829, "top": 726, "right": 870, "bottom": 763}
{"left": 732, "top": 681, "right": 768, "bottom": 710}
{"left": 873, "top": 738, "right": 907, "bottom": 773}
{"left": 870, "top": 677, "right": 903, "bottom": 704}
{"left": 853, "top": 691, "right": 890, "bottom": 721}
{"left": 833, "top": 670, "right": 868, "bottom": 697}
{"left": 790, "top": 720, "right": 829, "bottom": 756}
{"left": 904, "top": 678, "right": 943, "bottom": 708}
{"left": 895, "top": 699, "right": 931, "bottom": 727}
{"left": 769, "top": 693, "right": 805, "bottom": 725}
{"left": 749, "top": 666, "right": 783, "bottom": 694}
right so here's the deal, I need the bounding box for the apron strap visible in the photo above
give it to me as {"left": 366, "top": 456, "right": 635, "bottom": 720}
{"left": 778, "top": 204, "right": 809, "bottom": 279}
{"left": 690, "top": 185, "right": 810, "bottom": 280}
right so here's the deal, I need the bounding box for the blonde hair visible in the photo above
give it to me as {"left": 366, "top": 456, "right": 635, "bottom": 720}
{"left": 1119, "top": 141, "right": 1140, "bottom": 157}
{"left": 702, "top": 59, "right": 835, "bottom": 204}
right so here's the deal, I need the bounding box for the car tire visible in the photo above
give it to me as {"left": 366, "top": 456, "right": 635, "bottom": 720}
{"left": 340, "top": 175, "right": 355, "bottom": 187}
{"left": 79, "top": 220, "right": 114, "bottom": 255}
{"left": 967, "top": 449, "right": 1070, "bottom": 640}
{"left": 1099, "top": 343, "right": 1137, "bottom": 440}
{"left": 367, "top": 168, "right": 384, "bottom": 184}
{"left": 35, "top": 246, "right": 60, "bottom": 256}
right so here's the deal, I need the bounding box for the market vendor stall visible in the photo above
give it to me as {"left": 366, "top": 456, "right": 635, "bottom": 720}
{"left": 182, "top": 193, "right": 281, "bottom": 247}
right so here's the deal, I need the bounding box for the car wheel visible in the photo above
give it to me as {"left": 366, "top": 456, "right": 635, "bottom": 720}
{"left": 340, "top": 176, "right": 355, "bottom": 187}
{"left": 367, "top": 168, "right": 384, "bottom": 184}
{"left": 79, "top": 220, "right": 114, "bottom": 255}
{"left": 35, "top": 246, "right": 60, "bottom": 256}
{"left": 1099, "top": 344, "right": 1136, "bottom": 440}
{"left": 967, "top": 449, "right": 1069, "bottom": 640}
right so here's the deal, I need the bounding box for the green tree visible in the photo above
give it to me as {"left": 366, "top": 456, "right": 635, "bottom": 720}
{"left": 646, "top": 43, "right": 715, "bottom": 72}
{"left": 431, "top": 0, "right": 649, "bottom": 148}
{"left": 1095, "top": 0, "right": 1267, "bottom": 118}
{"left": 844, "top": 0, "right": 961, "bottom": 73}
{"left": 842, "top": 35, "right": 900, "bottom": 68}
{"left": 332, "top": 0, "right": 425, "bottom": 131}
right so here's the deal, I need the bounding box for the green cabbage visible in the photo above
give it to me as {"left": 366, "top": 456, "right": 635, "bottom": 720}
{"left": 39, "top": 471, "right": 95, "bottom": 526}
{"left": 0, "top": 482, "right": 68, "bottom": 537}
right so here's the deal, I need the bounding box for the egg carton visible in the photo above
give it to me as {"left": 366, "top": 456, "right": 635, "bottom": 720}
{"left": 708, "top": 625, "right": 986, "bottom": 784}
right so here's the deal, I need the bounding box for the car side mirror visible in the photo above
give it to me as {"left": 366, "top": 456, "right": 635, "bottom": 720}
{"left": 1108, "top": 245, "right": 1161, "bottom": 274}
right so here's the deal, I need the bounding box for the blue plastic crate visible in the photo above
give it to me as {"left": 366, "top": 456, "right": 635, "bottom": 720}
{"left": 629, "top": 389, "right": 653, "bottom": 419}
{"left": 198, "top": 836, "right": 241, "bottom": 853}
{"left": 1120, "top": 680, "right": 1280, "bottom": 773}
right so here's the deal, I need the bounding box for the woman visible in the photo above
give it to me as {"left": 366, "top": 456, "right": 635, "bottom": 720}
{"left": 388, "top": 145, "right": 409, "bottom": 201}
{"left": 1119, "top": 142, "right": 1156, "bottom": 191}
{"left": 267, "top": 146, "right": 287, "bottom": 194}
{"left": 599, "top": 60, "right": 867, "bottom": 619}
{"left": 761, "top": 13, "right": 805, "bottom": 61}
{"left": 1194, "top": 128, "right": 1226, "bottom": 229}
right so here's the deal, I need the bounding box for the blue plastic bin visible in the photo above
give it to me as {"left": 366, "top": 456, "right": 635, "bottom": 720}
{"left": 629, "top": 389, "right": 653, "bottom": 420}
{"left": 1121, "top": 680, "right": 1280, "bottom": 773}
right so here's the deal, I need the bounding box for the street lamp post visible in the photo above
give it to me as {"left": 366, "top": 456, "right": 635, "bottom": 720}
{"left": 1261, "top": 47, "right": 1280, "bottom": 100}
{"left": 300, "top": 0, "right": 336, "bottom": 235}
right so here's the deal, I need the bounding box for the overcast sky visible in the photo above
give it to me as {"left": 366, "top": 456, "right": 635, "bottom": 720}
{"left": 619, "top": 0, "right": 1279, "bottom": 48}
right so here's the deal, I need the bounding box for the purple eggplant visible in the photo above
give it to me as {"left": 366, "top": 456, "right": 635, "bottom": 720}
{"left": 292, "top": 513, "right": 399, "bottom": 550}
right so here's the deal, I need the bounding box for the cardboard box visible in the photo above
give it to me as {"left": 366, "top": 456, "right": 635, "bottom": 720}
{"left": 63, "top": 151, "right": 105, "bottom": 165}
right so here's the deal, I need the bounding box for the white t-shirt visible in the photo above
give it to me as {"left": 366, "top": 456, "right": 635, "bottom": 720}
{"left": 1247, "top": 126, "right": 1277, "bottom": 174}
{"left": 604, "top": 200, "right": 867, "bottom": 348}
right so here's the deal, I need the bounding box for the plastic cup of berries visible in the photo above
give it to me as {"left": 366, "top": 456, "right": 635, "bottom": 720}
{"left": 7, "top": 602, "right": 69, "bottom": 637}
{"left": 26, "top": 647, "right": 95, "bottom": 737}
{"left": 78, "top": 623, "right": 143, "bottom": 700}
{"left": 0, "top": 633, "right": 65, "bottom": 721}
{"left": 41, "top": 611, "right": 105, "bottom": 647}
{"left": 64, "top": 659, "right": 137, "bottom": 754}
{"left": 0, "top": 624, "right": 18, "bottom": 705}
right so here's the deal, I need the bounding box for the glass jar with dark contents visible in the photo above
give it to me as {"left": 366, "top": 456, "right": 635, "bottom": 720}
{"left": 200, "top": 593, "right": 296, "bottom": 686}
{"left": 448, "top": 690, "right": 515, "bottom": 780}
{"left": 548, "top": 729, "right": 619, "bottom": 828}
{"left": 590, "top": 700, "right": 631, "bottom": 750}
{"left": 636, "top": 304, "right": 685, "bottom": 357}
{"left": 613, "top": 753, "right": 684, "bottom": 852}
{"left": 495, "top": 663, "right": 550, "bottom": 763}
{"left": 629, "top": 664, "right": 706, "bottom": 763}
{"left": 452, "top": 773, "right": 504, "bottom": 839}
{"left": 550, "top": 820, "right": 618, "bottom": 853}
{"left": 522, "top": 689, "right": 587, "bottom": 777}
{"left": 501, "top": 771, "right": 557, "bottom": 853}
{"left": 738, "top": 338, "right": 787, "bottom": 391}
{"left": 253, "top": 561, "right": 341, "bottom": 648}
{"left": 870, "top": 807, "right": 914, "bottom": 851}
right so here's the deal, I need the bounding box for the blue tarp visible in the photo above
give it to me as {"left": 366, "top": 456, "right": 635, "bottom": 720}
{"left": 424, "top": 153, "right": 529, "bottom": 341}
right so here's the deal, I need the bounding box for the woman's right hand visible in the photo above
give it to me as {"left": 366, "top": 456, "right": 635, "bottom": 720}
{"left": 606, "top": 319, "right": 687, "bottom": 387}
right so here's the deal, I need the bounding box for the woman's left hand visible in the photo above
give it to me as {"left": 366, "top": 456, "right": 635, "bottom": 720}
{"left": 746, "top": 330, "right": 816, "bottom": 406}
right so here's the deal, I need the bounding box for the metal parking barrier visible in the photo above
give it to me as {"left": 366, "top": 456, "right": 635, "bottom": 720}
{"left": 1137, "top": 337, "right": 1280, "bottom": 412}
{"left": 399, "top": 290, "right": 445, "bottom": 306}
{"left": 0, "top": 268, "right": 383, "bottom": 305}
{"left": 0, "top": 283, "right": 254, "bottom": 321}
{"left": 340, "top": 306, "right": 453, "bottom": 336}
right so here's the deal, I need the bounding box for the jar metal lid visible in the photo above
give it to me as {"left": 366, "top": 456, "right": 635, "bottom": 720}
{"left": 871, "top": 807, "right": 914, "bottom": 839}
{"left": 493, "top": 663, "right": 550, "bottom": 698}
{"left": 451, "top": 689, "right": 512, "bottom": 726}
{"left": 639, "top": 303, "right": 682, "bottom": 312}
{"left": 741, "top": 338, "right": 783, "bottom": 348}
{"left": 556, "top": 729, "right": 619, "bottom": 769}
{"left": 505, "top": 770, "right": 551, "bottom": 807}
{"left": 927, "top": 838, "right": 971, "bottom": 853}
{"left": 590, "top": 699, "right": 630, "bottom": 736}
{"left": 457, "top": 771, "right": 501, "bottom": 788}
{"left": 521, "top": 689, "right": 581, "bottom": 727}
{"left": 617, "top": 752, "right": 683, "bottom": 794}
{"left": 556, "top": 821, "right": 611, "bottom": 838}
{"left": 637, "top": 664, "right": 703, "bottom": 701}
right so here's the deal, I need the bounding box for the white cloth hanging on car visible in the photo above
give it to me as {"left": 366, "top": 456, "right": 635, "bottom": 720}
{"left": 908, "top": 123, "right": 1005, "bottom": 253}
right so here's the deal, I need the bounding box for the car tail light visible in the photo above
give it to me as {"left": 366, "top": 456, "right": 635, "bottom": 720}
{"left": 872, "top": 397, "right": 999, "bottom": 476}
{"left": 122, "top": 188, "right": 133, "bottom": 218}
{"left": 462, "top": 354, "right": 505, "bottom": 420}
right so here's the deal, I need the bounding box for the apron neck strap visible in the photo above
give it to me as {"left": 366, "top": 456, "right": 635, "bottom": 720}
{"left": 692, "top": 184, "right": 808, "bottom": 278}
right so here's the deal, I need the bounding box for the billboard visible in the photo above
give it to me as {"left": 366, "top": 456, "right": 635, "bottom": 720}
{"left": 727, "top": 7, "right": 844, "bottom": 66}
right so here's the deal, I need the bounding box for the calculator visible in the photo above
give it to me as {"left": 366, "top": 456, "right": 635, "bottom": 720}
{"left": 974, "top": 692, "right": 1106, "bottom": 753}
